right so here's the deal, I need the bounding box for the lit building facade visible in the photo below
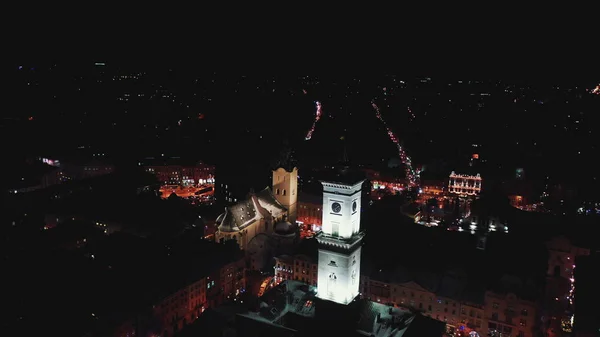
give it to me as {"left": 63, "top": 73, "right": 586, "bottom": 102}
{"left": 448, "top": 171, "right": 482, "bottom": 196}
{"left": 316, "top": 177, "right": 365, "bottom": 305}
{"left": 485, "top": 291, "right": 536, "bottom": 337}
{"left": 118, "top": 254, "right": 246, "bottom": 337}
{"left": 297, "top": 192, "right": 322, "bottom": 227}
{"left": 274, "top": 254, "right": 318, "bottom": 286}
{"left": 14, "top": 158, "right": 115, "bottom": 193}
{"left": 360, "top": 276, "right": 538, "bottom": 337}
{"left": 545, "top": 235, "right": 590, "bottom": 279}
{"left": 214, "top": 165, "right": 297, "bottom": 251}
{"left": 145, "top": 162, "right": 214, "bottom": 186}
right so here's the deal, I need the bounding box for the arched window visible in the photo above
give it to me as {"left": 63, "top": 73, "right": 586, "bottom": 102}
{"left": 283, "top": 189, "right": 286, "bottom": 196}
{"left": 276, "top": 188, "right": 280, "bottom": 195}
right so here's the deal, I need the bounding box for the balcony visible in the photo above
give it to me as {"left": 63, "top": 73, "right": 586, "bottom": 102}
{"left": 316, "top": 232, "right": 365, "bottom": 250}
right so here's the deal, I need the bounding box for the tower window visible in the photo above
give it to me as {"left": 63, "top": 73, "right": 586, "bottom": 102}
{"left": 282, "top": 189, "right": 286, "bottom": 196}
{"left": 276, "top": 189, "right": 279, "bottom": 195}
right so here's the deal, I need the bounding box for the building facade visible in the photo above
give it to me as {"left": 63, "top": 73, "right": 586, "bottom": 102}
{"left": 545, "top": 235, "right": 590, "bottom": 279}
{"left": 145, "top": 162, "right": 215, "bottom": 186}
{"left": 316, "top": 177, "right": 365, "bottom": 305}
{"left": 297, "top": 192, "right": 323, "bottom": 227}
{"left": 116, "top": 254, "right": 245, "bottom": 337}
{"left": 448, "top": 171, "right": 482, "bottom": 196}
{"left": 214, "top": 165, "right": 297, "bottom": 251}
{"left": 273, "top": 254, "right": 318, "bottom": 286}
{"left": 360, "top": 276, "right": 537, "bottom": 337}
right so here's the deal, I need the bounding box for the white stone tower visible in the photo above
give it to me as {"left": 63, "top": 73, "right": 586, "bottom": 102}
{"left": 316, "top": 176, "right": 365, "bottom": 305}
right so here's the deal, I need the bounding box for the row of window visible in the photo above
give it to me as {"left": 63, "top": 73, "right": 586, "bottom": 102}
{"left": 491, "top": 302, "right": 528, "bottom": 316}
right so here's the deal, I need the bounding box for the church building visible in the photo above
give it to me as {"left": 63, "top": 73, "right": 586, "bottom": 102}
{"left": 214, "top": 149, "right": 298, "bottom": 251}
{"left": 204, "top": 166, "right": 446, "bottom": 336}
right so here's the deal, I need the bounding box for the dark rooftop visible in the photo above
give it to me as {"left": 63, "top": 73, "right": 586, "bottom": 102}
{"left": 86, "top": 230, "right": 242, "bottom": 333}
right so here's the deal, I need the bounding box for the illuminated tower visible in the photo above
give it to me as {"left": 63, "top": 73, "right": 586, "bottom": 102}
{"left": 316, "top": 172, "right": 365, "bottom": 305}
{"left": 271, "top": 142, "right": 298, "bottom": 223}
{"left": 272, "top": 166, "right": 298, "bottom": 223}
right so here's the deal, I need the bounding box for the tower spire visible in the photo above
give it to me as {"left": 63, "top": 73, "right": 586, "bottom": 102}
{"left": 339, "top": 135, "right": 350, "bottom": 167}
{"left": 271, "top": 139, "right": 297, "bottom": 172}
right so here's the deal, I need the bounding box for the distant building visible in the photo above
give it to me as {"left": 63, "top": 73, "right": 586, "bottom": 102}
{"left": 144, "top": 162, "right": 214, "bottom": 186}
{"left": 297, "top": 191, "right": 323, "bottom": 227}
{"left": 421, "top": 180, "right": 445, "bottom": 197}
{"left": 508, "top": 195, "right": 526, "bottom": 208}
{"left": 448, "top": 171, "right": 482, "bottom": 196}
{"left": 10, "top": 158, "right": 114, "bottom": 193}
{"left": 546, "top": 236, "right": 590, "bottom": 279}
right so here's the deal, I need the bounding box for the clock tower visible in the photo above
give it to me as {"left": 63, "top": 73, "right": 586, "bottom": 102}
{"left": 316, "top": 174, "right": 365, "bottom": 305}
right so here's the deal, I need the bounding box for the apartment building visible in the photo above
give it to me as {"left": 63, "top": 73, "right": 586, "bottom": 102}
{"left": 273, "top": 254, "right": 318, "bottom": 287}
{"left": 361, "top": 274, "right": 537, "bottom": 337}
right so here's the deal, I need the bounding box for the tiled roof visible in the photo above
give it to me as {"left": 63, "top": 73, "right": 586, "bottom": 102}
{"left": 217, "top": 187, "right": 288, "bottom": 233}
{"left": 256, "top": 187, "right": 287, "bottom": 212}
{"left": 218, "top": 198, "right": 260, "bottom": 232}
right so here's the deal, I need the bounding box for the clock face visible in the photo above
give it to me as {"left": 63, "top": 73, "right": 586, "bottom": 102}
{"left": 352, "top": 201, "right": 357, "bottom": 212}
{"left": 331, "top": 202, "right": 342, "bottom": 213}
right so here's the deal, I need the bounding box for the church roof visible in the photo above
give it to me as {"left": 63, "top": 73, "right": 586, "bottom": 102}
{"left": 217, "top": 187, "right": 287, "bottom": 233}
{"left": 256, "top": 187, "right": 288, "bottom": 212}
{"left": 217, "top": 197, "right": 262, "bottom": 232}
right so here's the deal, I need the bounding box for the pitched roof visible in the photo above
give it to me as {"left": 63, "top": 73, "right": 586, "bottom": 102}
{"left": 256, "top": 187, "right": 287, "bottom": 212}
{"left": 217, "top": 187, "right": 288, "bottom": 233}
{"left": 218, "top": 197, "right": 261, "bottom": 232}
{"left": 400, "top": 281, "right": 432, "bottom": 293}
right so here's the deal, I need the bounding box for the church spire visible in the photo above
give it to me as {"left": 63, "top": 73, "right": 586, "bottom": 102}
{"left": 342, "top": 139, "right": 349, "bottom": 165}
{"left": 338, "top": 135, "right": 350, "bottom": 169}
{"left": 271, "top": 139, "right": 297, "bottom": 172}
